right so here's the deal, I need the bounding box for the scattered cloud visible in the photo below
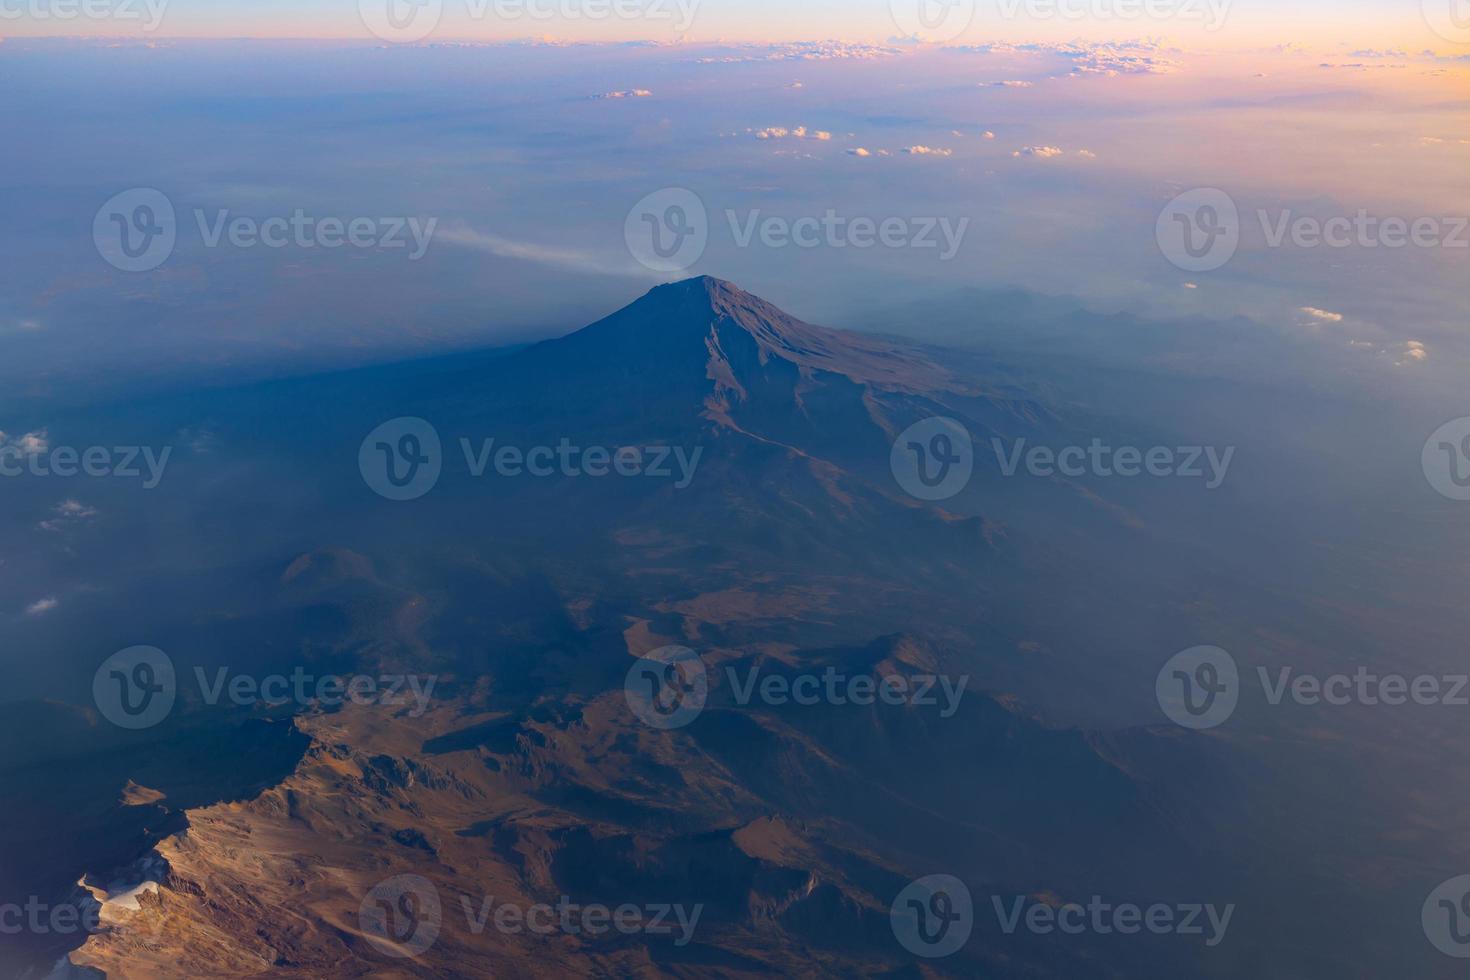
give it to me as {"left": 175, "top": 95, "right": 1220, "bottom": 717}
{"left": 697, "top": 42, "right": 900, "bottom": 65}
{"left": 1299, "top": 306, "right": 1344, "bottom": 323}
{"left": 0, "top": 428, "right": 49, "bottom": 455}
{"left": 847, "top": 147, "right": 872, "bottom": 157}
{"left": 902, "top": 145, "right": 953, "bottom": 157}
{"left": 988, "top": 80, "right": 1034, "bottom": 88}
{"left": 1013, "top": 146, "right": 1065, "bottom": 159}
{"left": 594, "top": 89, "right": 652, "bottom": 99}
{"left": 26, "top": 597, "right": 59, "bottom": 617}
{"left": 982, "top": 130, "right": 996, "bottom": 139}
{"left": 753, "top": 126, "right": 832, "bottom": 141}
{"left": 39, "top": 499, "right": 99, "bottom": 532}
{"left": 1398, "top": 340, "right": 1428, "bottom": 366}
{"left": 957, "top": 40, "right": 1180, "bottom": 76}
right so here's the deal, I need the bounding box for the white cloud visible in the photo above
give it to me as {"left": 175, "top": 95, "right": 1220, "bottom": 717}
{"left": 0, "top": 428, "right": 49, "bottom": 456}
{"left": 754, "top": 126, "right": 831, "bottom": 141}
{"left": 26, "top": 597, "right": 59, "bottom": 617}
{"left": 39, "top": 499, "right": 99, "bottom": 532}
{"left": 697, "top": 42, "right": 900, "bottom": 64}
{"left": 1013, "top": 146, "right": 1065, "bottom": 158}
{"left": 957, "top": 40, "right": 1179, "bottom": 76}
{"left": 1076, "top": 149, "right": 1097, "bottom": 158}
{"left": 1397, "top": 340, "right": 1428, "bottom": 366}
{"left": 847, "top": 147, "right": 872, "bottom": 157}
{"left": 1299, "top": 307, "right": 1344, "bottom": 323}
{"left": 989, "top": 80, "right": 1034, "bottom": 88}
{"left": 982, "top": 130, "right": 996, "bottom": 139}
{"left": 594, "top": 89, "right": 652, "bottom": 99}
{"left": 903, "top": 145, "right": 953, "bottom": 157}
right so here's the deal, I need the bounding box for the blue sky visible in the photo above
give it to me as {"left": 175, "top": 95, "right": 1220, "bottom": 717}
{"left": 0, "top": 0, "right": 1459, "bottom": 49}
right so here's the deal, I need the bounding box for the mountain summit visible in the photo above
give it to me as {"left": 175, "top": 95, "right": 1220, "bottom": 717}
{"left": 535, "top": 276, "right": 962, "bottom": 396}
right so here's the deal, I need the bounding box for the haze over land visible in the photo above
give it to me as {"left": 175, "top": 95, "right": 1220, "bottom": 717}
{"left": 2, "top": 3, "right": 1469, "bottom": 977}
